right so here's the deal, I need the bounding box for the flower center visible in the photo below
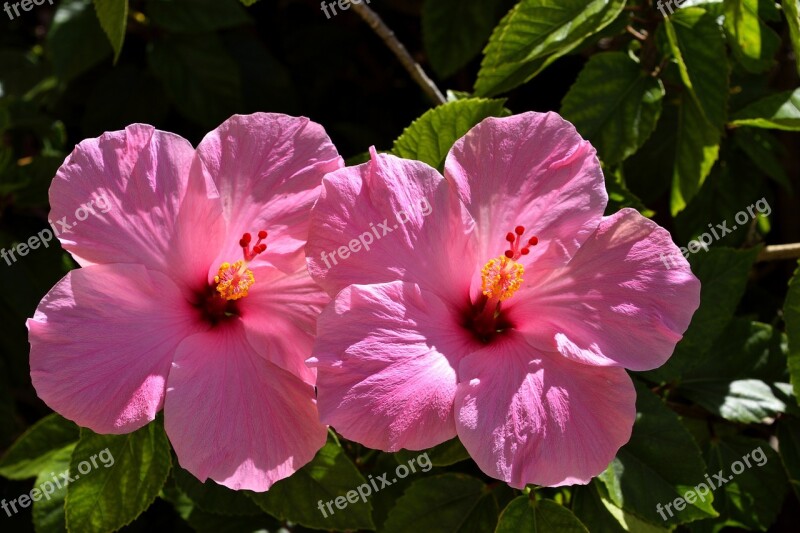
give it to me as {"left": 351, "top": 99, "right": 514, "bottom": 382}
{"left": 213, "top": 230, "right": 268, "bottom": 301}
{"left": 481, "top": 256, "right": 524, "bottom": 301}
{"left": 479, "top": 225, "right": 538, "bottom": 301}
{"left": 469, "top": 225, "right": 538, "bottom": 342}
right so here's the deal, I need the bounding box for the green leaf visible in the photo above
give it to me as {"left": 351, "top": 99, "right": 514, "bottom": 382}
{"left": 369, "top": 453, "right": 419, "bottom": 531}
{"left": 623, "top": 103, "right": 677, "bottom": 206}
{"left": 678, "top": 379, "right": 787, "bottom": 423}
{"left": 148, "top": 33, "right": 242, "bottom": 128}
{"left": 683, "top": 319, "right": 788, "bottom": 383}
{"left": 662, "top": 8, "right": 728, "bottom": 214}
{"left": 671, "top": 86, "right": 722, "bottom": 215}
{"left": 395, "top": 437, "right": 470, "bottom": 467}
{"left": 600, "top": 382, "right": 717, "bottom": 526}
{"left": 734, "top": 128, "right": 791, "bottom": 190}
{"left": 422, "top": 0, "right": 512, "bottom": 78}
{"left": 675, "top": 318, "right": 789, "bottom": 423}
{"left": 47, "top": 0, "right": 113, "bottom": 82}
{"left": 573, "top": 482, "right": 669, "bottom": 533}
{"left": 699, "top": 436, "right": 786, "bottom": 530}
{"left": 782, "top": 0, "right": 800, "bottom": 76}
{"left": 173, "top": 466, "right": 262, "bottom": 516}
{"left": 730, "top": 88, "right": 800, "bottom": 130}
{"left": 65, "top": 420, "right": 172, "bottom": 533}
{"left": 785, "top": 260, "right": 800, "bottom": 398}
{"left": 561, "top": 51, "right": 664, "bottom": 165}
{"left": 239, "top": 0, "right": 260, "bottom": 5}
{"left": 672, "top": 158, "right": 771, "bottom": 250}
{"left": 0, "top": 413, "right": 79, "bottom": 480}
{"left": 604, "top": 166, "right": 654, "bottom": 217}
{"left": 145, "top": 0, "right": 252, "bottom": 33}
{"left": 663, "top": 8, "right": 729, "bottom": 129}
{"left": 723, "top": 0, "right": 780, "bottom": 73}
{"left": 474, "top": 0, "right": 626, "bottom": 96}
{"left": 644, "top": 247, "right": 760, "bottom": 383}
{"left": 382, "top": 473, "right": 497, "bottom": 533}
{"left": 496, "top": 497, "right": 588, "bottom": 532}
{"left": 777, "top": 417, "right": 800, "bottom": 499}
{"left": 161, "top": 477, "right": 282, "bottom": 532}
{"left": 390, "top": 98, "right": 509, "bottom": 170}
{"left": 247, "top": 442, "right": 375, "bottom": 531}
{"left": 32, "top": 446, "right": 73, "bottom": 533}
{"left": 93, "top": 0, "right": 128, "bottom": 62}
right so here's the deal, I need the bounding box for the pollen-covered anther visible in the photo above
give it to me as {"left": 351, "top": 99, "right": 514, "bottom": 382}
{"left": 481, "top": 256, "right": 524, "bottom": 301}
{"left": 214, "top": 261, "right": 255, "bottom": 301}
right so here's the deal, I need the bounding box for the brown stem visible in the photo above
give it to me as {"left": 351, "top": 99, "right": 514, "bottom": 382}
{"left": 757, "top": 244, "right": 800, "bottom": 262}
{"left": 351, "top": 3, "right": 446, "bottom": 106}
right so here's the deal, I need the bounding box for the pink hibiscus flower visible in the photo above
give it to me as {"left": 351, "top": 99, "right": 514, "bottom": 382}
{"left": 305, "top": 112, "right": 701, "bottom": 488}
{"left": 28, "top": 113, "right": 343, "bottom": 491}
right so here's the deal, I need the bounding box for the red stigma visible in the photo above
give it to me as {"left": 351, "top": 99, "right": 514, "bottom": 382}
{"left": 502, "top": 225, "right": 539, "bottom": 261}
{"left": 240, "top": 229, "right": 269, "bottom": 261}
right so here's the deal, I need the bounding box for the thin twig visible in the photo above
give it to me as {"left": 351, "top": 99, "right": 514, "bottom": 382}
{"left": 625, "top": 25, "right": 648, "bottom": 40}
{"left": 757, "top": 244, "right": 800, "bottom": 262}
{"left": 351, "top": 3, "right": 446, "bottom": 106}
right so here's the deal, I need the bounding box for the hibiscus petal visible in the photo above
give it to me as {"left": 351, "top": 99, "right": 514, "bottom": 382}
{"left": 48, "top": 125, "right": 219, "bottom": 290}
{"left": 165, "top": 322, "right": 327, "bottom": 492}
{"left": 28, "top": 264, "right": 202, "bottom": 434}
{"left": 192, "top": 113, "right": 343, "bottom": 275}
{"left": 455, "top": 334, "right": 636, "bottom": 488}
{"left": 309, "top": 281, "right": 478, "bottom": 451}
{"left": 444, "top": 112, "right": 607, "bottom": 273}
{"left": 238, "top": 265, "right": 330, "bottom": 385}
{"left": 306, "top": 149, "right": 477, "bottom": 304}
{"left": 513, "top": 208, "right": 700, "bottom": 371}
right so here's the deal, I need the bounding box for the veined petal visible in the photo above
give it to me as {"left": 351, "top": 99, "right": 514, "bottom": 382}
{"left": 165, "top": 322, "right": 327, "bottom": 492}
{"left": 238, "top": 265, "right": 330, "bottom": 385}
{"left": 48, "top": 125, "right": 220, "bottom": 291}
{"left": 28, "top": 264, "right": 203, "bottom": 434}
{"left": 444, "top": 112, "right": 607, "bottom": 274}
{"left": 309, "top": 281, "right": 479, "bottom": 451}
{"left": 306, "top": 150, "right": 477, "bottom": 305}
{"left": 192, "top": 113, "right": 343, "bottom": 276}
{"left": 512, "top": 208, "right": 700, "bottom": 371}
{"left": 455, "top": 333, "right": 636, "bottom": 488}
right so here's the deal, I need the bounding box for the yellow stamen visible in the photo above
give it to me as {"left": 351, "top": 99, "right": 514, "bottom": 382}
{"left": 214, "top": 260, "right": 255, "bottom": 301}
{"left": 481, "top": 256, "right": 524, "bottom": 301}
